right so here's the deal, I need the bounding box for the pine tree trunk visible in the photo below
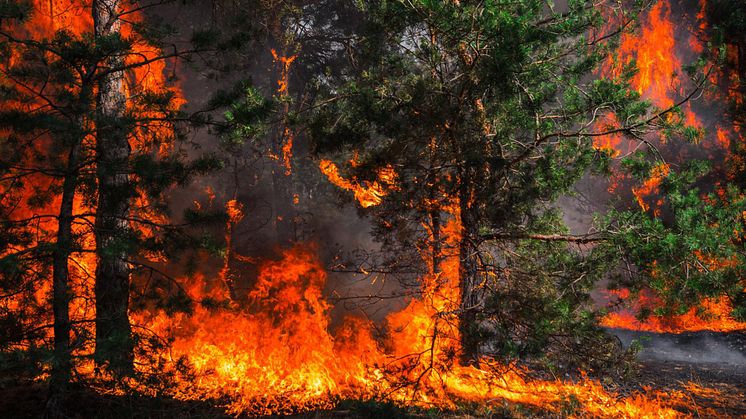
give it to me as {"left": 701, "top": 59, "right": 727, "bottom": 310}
{"left": 221, "top": 188, "right": 240, "bottom": 302}
{"left": 93, "top": 0, "right": 133, "bottom": 374}
{"left": 271, "top": 163, "right": 295, "bottom": 245}
{"left": 458, "top": 170, "right": 481, "bottom": 366}
{"left": 430, "top": 207, "right": 441, "bottom": 272}
{"left": 45, "top": 142, "right": 80, "bottom": 417}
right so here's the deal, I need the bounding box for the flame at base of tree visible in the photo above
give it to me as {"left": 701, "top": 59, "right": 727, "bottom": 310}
{"left": 129, "top": 208, "right": 687, "bottom": 417}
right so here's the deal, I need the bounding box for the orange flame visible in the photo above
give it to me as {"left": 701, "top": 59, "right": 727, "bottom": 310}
{"left": 130, "top": 203, "right": 689, "bottom": 416}
{"left": 281, "top": 127, "right": 293, "bottom": 175}
{"left": 604, "top": 1, "right": 680, "bottom": 109}
{"left": 319, "top": 160, "right": 398, "bottom": 208}
{"left": 595, "top": 0, "right": 746, "bottom": 335}
{"left": 592, "top": 113, "right": 625, "bottom": 155}
{"left": 632, "top": 162, "right": 670, "bottom": 214}
{"left": 2, "top": 0, "right": 183, "bottom": 367}
{"left": 270, "top": 49, "right": 297, "bottom": 96}
{"left": 602, "top": 289, "right": 746, "bottom": 333}
{"left": 271, "top": 49, "right": 296, "bottom": 176}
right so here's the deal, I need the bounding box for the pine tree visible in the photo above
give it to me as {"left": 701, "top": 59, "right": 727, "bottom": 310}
{"left": 0, "top": 0, "right": 243, "bottom": 409}
{"left": 602, "top": 0, "right": 746, "bottom": 322}
{"left": 0, "top": 3, "right": 100, "bottom": 409}
{"left": 306, "top": 0, "right": 697, "bottom": 366}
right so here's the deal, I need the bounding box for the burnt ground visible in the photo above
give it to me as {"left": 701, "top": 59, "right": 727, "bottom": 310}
{"left": 1, "top": 331, "right": 744, "bottom": 418}
{"left": 635, "top": 360, "right": 746, "bottom": 417}
{"left": 610, "top": 329, "right": 746, "bottom": 417}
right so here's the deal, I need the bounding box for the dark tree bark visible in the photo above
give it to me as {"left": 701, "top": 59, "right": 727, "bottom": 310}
{"left": 430, "top": 207, "right": 442, "bottom": 272}
{"left": 458, "top": 168, "right": 482, "bottom": 366}
{"left": 270, "top": 160, "right": 296, "bottom": 245}
{"left": 93, "top": 0, "right": 133, "bottom": 374}
{"left": 45, "top": 140, "right": 81, "bottom": 417}
{"left": 221, "top": 185, "right": 241, "bottom": 302}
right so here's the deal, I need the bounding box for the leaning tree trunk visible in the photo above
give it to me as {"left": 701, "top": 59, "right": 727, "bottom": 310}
{"left": 45, "top": 141, "right": 81, "bottom": 417}
{"left": 270, "top": 149, "right": 296, "bottom": 245}
{"left": 93, "top": 0, "right": 133, "bottom": 375}
{"left": 458, "top": 168, "right": 482, "bottom": 366}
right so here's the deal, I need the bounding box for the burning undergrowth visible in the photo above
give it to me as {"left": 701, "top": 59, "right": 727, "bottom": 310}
{"left": 123, "top": 202, "right": 692, "bottom": 417}
{"left": 135, "top": 245, "right": 381, "bottom": 415}
{"left": 128, "top": 242, "right": 688, "bottom": 417}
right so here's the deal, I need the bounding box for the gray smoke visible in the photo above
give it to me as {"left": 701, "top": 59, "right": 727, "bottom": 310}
{"left": 612, "top": 329, "right": 746, "bottom": 365}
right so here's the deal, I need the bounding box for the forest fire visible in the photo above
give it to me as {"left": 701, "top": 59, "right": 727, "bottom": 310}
{"left": 133, "top": 205, "right": 687, "bottom": 416}
{"left": 0, "top": 0, "right": 182, "bottom": 366}
{"left": 596, "top": 0, "right": 746, "bottom": 335}
{"left": 1, "top": 0, "right": 744, "bottom": 418}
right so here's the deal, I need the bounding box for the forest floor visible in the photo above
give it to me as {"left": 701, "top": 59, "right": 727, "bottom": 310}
{"left": 634, "top": 359, "right": 746, "bottom": 417}
{"left": 614, "top": 329, "right": 746, "bottom": 418}
{"left": 1, "top": 331, "right": 744, "bottom": 418}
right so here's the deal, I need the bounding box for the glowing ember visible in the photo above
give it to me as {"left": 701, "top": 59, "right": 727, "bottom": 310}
{"left": 270, "top": 49, "right": 297, "bottom": 97}
{"left": 281, "top": 127, "right": 294, "bottom": 175}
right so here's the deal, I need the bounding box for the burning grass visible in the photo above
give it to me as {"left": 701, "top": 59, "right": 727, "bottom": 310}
{"left": 120, "top": 243, "right": 724, "bottom": 417}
